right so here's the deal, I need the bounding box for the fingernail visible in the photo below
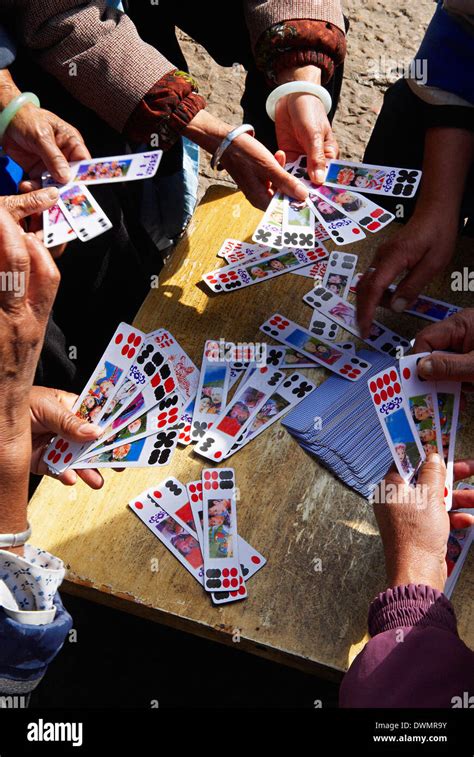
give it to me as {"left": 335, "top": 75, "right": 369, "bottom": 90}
{"left": 427, "top": 453, "right": 443, "bottom": 464}
{"left": 419, "top": 359, "right": 433, "bottom": 376}
{"left": 57, "top": 167, "right": 70, "bottom": 182}
{"left": 46, "top": 187, "right": 59, "bottom": 201}
{"left": 315, "top": 170, "right": 325, "bottom": 184}
{"left": 391, "top": 297, "right": 407, "bottom": 313}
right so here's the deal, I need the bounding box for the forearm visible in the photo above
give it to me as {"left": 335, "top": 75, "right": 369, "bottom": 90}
{"left": 0, "top": 419, "right": 31, "bottom": 550}
{"left": 416, "top": 127, "right": 474, "bottom": 217}
{"left": 275, "top": 64, "right": 321, "bottom": 86}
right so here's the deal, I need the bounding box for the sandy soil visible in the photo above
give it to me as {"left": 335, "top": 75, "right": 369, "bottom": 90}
{"left": 176, "top": 0, "right": 434, "bottom": 199}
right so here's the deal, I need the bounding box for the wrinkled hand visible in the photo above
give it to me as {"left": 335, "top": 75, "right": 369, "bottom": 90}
{"left": 275, "top": 93, "right": 338, "bottom": 184}
{"left": 374, "top": 454, "right": 473, "bottom": 592}
{"left": 3, "top": 104, "right": 90, "bottom": 188}
{"left": 30, "top": 386, "right": 104, "bottom": 490}
{"left": 219, "top": 132, "right": 307, "bottom": 210}
{"left": 414, "top": 309, "right": 474, "bottom": 383}
{"left": 356, "top": 211, "right": 458, "bottom": 339}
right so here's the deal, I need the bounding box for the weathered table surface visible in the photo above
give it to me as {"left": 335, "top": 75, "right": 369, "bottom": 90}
{"left": 28, "top": 185, "right": 474, "bottom": 678}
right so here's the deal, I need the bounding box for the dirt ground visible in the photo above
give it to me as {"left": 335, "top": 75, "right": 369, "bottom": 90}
{"left": 177, "top": 0, "right": 434, "bottom": 199}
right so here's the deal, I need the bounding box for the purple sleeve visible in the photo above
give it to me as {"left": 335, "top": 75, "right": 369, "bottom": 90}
{"left": 339, "top": 584, "right": 474, "bottom": 708}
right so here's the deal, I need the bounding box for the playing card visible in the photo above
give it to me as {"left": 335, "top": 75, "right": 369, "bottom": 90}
{"left": 436, "top": 376, "right": 461, "bottom": 512}
{"left": 191, "top": 341, "right": 231, "bottom": 441}
{"left": 216, "top": 238, "right": 276, "bottom": 265}
{"left": 281, "top": 194, "right": 315, "bottom": 249}
{"left": 149, "top": 329, "right": 199, "bottom": 404}
{"left": 388, "top": 288, "right": 462, "bottom": 323}
{"left": 174, "top": 398, "right": 195, "bottom": 446}
{"left": 201, "top": 468, "right": 240, "bottom": 592}
{"left": 74, "top": 340, "right": 179, "bottom": 460}
{"left": 194, "top": 366, "right": 286, "bottom": 461}
{"left": 291, "top": 260, "right": 328, "bottom": 280}
{"left": 322, "top": 251, "right": 358, "bottom": 299}
{"left": 42, "top": 150, "right": 162, "bottom": 187}
{"left": 252, "top": 191, "right": 284, "bottom": 248}
{"left": 44, "top": 323, "right": 145, "bottom": 473}
{"left": 129, "top": 486, "right": 204, "bottom": 585}
{"left": 42, "top": 203, "right": 77, "bottom": 248}
{"left": 56, "top": 183, "right": 112, "bottom": 242}
{"left": 260, "top": 314, "right": 372, "bottom": 380}
{"left": 227, "top": 371, "right": 317, "bottom": 455}
{"left": 203, "top": 245, "right": 328, "bottom": 293}
{"left": 309, "top": 310, "right": 340, "bottom": 341}
{"left": 313, "top": 185, "right": 394, "bottom": 232}
{"left": 148, "top": 477, "right": 197, "bottom": 534}
{"left": 304, "top": 286, "right": 410, "bottom": 357}
{"left": 187, "top": 480, "right": 265, "bottom": 604}
{"left": 324, "top": 159, "right": 422, "bottom": 198}
{"left": 74, "top": 427, "right": 179, "bottom": 468}
{"left": 368, "top": 366, "right": 425, "bottom": 481}
{"left": 399, "top": 352, "right": 451, "bottom": 506}
{"left": 77, "top": 394, "right": 182, "bottom": 458}
{"left": 306, "top": 190, "right": 366, "bottom": 246}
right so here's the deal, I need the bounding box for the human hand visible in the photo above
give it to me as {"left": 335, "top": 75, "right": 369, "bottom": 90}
{"left": 30, "top": 386, "right": 104, "bottom": 490}
{"left": 2, "top": 104, "right": 90, "bottom": 187}
{"left": 413, "top": 309, "right": 474, "bottom": 382}
{"left": 183, "top": 109, "right": 307, "bottom": 210}
{"left": 356, "top": 210, "right": 458, "bottom": 339}
{"left": 374, "top": 454, "right": 472, "bottom": 592}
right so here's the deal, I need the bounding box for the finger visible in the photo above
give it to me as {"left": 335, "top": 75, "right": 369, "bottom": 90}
{"left": 416, "top": 453, "right": 447, "bottom": 508}
{"left": 34, "top": 393, "right": 102, "bottom": 442}
{"left": 36, "top": 126, "right": 72, "bottom": 184}
{"left": 24, "top": 234, "right": 60, "bottom": 318}
{"left": 417, "top": 351, "right": 474, "bottom": 382}
{"left": 453, "top": 459, "right": 474, "bottom": 481}
{"left": 449, "top": 511, "right": 474, "bottom": 528}
{"left": 324, "top": 131, "right": 339, "bottom": 160}
{"left": 76, "top": 468, "right": 104, "bottom": 490}
{"left": 451, "top": 489, "right": 474, "bottom": 511}
{"left": 0, "top": 208, "right": 31, "bottom": 309}
{"left": 0, "top": 188, "right": 59, "bottom": 222}
{"left": 54, "top": 129, "right": 91, "bottom": 163}
{"left": 266, "top": 162, "right": 307, "bottom": 202}
{"left": 18, "top": 178, "right": 42, "bottom": 193}
{"left": 413, "top": 315, "right": 463, "bottom": 355}
{"left": 356, "top": 245, "right": 409, "bottom": 338}
{"left": 304, "top": 130, "right": 327, "bottom": 185}
{"left": 274, "top": 150, "right": 286, "bottom": 168}
{"left": 389, "top": 257, "right": 443, "bottom": 314}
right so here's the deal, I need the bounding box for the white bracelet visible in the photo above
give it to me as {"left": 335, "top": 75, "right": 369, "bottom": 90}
{"left": 265, "top": 82, "right": 332, "bottom": 121}
{"left": 211, "top": 123, "right": 255, "bottom": 170}
{"left": 0, "top": 522, "right": 32, "bottom": 548}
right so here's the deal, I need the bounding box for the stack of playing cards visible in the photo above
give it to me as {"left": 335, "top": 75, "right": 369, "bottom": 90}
{"left": 253, "top": 155, "right": 421, "bottom": 249}
{"left": 42, "top": 150, "right": 162, "bottom": 247}
{"left": 282, "top": 350, "right": 395, "bottom": 497}
{"left": 43, "top": 325, "right": 201, "bottom": 474}
{"left": 129, "top": 469, "right": 266, "bottom": 605}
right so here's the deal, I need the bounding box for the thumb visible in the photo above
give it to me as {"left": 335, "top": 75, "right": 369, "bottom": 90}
{"left": 268, "top": 160, "right": 308, "bottom": 201}
{"left": 418, "top": 351, "right": 474, "bottom": 382}
{"left": 1, "top": 188, "right": 59, "bottom": 221}
{"left": 41, "top": 399, "right": 102, "bottom": 442}
{"left": 416, "top": 453, "right": 447, "bottom": 509}
{"left": 37, "top": 127, "right": 72, "bottom": 184}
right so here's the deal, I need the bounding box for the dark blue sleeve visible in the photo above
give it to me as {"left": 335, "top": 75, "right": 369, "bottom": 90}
{"left": 0, "top": 593, "right": 72, "bottom": 695}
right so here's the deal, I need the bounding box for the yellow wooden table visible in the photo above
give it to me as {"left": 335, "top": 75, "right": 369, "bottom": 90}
{"left": 28, "top": 186, "right": 474, "bottom": 679}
